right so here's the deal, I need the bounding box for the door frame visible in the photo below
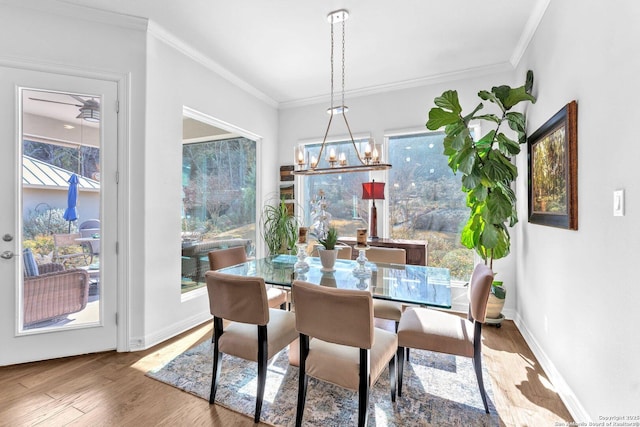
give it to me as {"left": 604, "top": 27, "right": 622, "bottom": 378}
{"left": 1, "top": 58, "right": 131, "bottom": 355}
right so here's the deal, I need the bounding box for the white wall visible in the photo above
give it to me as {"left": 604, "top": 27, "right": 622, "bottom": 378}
{"left": 278, "top": 69, "right": 521, "bottom": 315}
{"left": 514, "top": 0, "right": 640, "bottom": 420}
{"left": 139, "top": 30, "right": 279, "bottom": 347}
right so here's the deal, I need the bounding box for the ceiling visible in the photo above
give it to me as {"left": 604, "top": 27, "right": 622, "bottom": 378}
{"left": 57, "top": 0, "right": 547, "bottom": 107}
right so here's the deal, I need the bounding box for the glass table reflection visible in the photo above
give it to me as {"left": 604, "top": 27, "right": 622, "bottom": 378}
{"left": 217, "top": 255, "right": 451, "bottom": 309}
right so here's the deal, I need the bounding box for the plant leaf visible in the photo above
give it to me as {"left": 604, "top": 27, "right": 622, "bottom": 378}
{"left": 456, "top": 146, "right": 476, "bottom": 175}
{"left": 427, "top": 108, "right": 459, "bottom": 129}
{"left": 473, "top": 114, "right": 501, "bottom": 124}
{"left": 502, "top": 86, "right": 537, "bottom": 110}
{"left": 475, "top": 130, "right": 496, "bottom": 150}
{"left": 497, "top": 133, "right": 521, "bottom": 156}
{"left": 433, "top": 90, "right": 462, "bottom": 114}
{"left": 486, "top": 190, "right": 512, "bottom": 223}
{"left": 479, "top": 89, "right": 506, "bottom": 113}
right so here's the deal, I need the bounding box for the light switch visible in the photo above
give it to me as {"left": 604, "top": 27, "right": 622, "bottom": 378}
{"left": 613, "top": 189, "right": 624, "bottom": 216}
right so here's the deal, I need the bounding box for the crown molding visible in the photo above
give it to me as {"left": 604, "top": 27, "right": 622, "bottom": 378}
{"left": 147, "top": 21, "right": 279, "bottom": 109}
{"left": 2, "top": 0, "right": 148, "bottom": 31}
{"left": 278, "top": 62, "right": 515, "bottom": 110}
{"left": 510, "top": 0, "right": 552, "bottom": 67}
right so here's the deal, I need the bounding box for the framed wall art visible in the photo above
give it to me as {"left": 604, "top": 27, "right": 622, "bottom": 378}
{"left": 528, "top": 100, "right": 578, "bottom": 229}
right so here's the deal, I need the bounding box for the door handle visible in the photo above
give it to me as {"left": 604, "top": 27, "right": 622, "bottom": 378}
{"left": 1, "top": 251, "right": 15, "bottom": 260}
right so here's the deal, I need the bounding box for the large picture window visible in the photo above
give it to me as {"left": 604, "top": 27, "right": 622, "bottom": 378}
{"left": 387, "top": 131, "right": 473, "bottom": 282}
{"left": 181, "top": 137, "right": 256, "bottom": 292}
{"left": 300, "top": 139, "right": 370, "bottom": 240}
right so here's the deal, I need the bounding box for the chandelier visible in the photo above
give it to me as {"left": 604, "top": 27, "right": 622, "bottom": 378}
{"left": 292, "top": 9, "right": 392, "bottom": 176}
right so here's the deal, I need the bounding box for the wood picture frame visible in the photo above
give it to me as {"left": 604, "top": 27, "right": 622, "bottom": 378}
{"left": 528, "top": 100, "right": 578, "bottom": 229}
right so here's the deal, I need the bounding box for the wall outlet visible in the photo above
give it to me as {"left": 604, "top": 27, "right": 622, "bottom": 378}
{"left": 613, "top": 189, "right": 624, "bottom": 216}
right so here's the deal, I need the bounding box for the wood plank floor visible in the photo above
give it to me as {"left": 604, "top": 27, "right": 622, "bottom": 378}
{"left": 0, "top": 319, "right": 573, "bottom": 426}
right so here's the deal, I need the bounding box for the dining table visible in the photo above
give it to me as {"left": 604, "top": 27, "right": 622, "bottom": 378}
{"left": 216, "top": 254, "right": 451, "bottom": 309}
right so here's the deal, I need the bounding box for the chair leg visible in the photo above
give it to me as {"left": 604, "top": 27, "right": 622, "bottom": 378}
{"left": 394, "top": 321, "right": 409, "bottom": 361}
{"left": 280, "top": 302, "right": 287, "bottom": 310}
{"left": 210, "top": 317, "right": 224, "bottom": 404}
{"left": 358, "top": 349, "right": 371, "bottom": 427}
{"left": 295, "top": 334, "right": 310, "bottom": 427}
{"left": 397, "top": 346, "right": 405, "bottom": 397}
{"left": 389, "top": 352, "right": 396, "bottom": 403}
{"left": 255, "top": 325, "right": 268, "bottom": 423}
{"left": 473, "top": 322, "right": 490, "bottom": 414}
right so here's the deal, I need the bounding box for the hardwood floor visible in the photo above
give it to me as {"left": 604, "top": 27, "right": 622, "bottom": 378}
{"left": 0, "top": 319, "right": 573, "bottom": 426}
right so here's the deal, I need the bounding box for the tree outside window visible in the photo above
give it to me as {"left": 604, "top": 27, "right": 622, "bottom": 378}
{"left": 387, "top": 132, "right": 473, "bottom": 282}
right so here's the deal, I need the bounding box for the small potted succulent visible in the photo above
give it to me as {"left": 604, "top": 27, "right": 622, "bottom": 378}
{"left": 317, "top": 227, "right": 339, "bottom": 272}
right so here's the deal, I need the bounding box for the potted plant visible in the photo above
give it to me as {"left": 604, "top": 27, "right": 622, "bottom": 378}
{"left": 317, "top": 227, "right": 339, "bottom": 272}
{"left": 261, "top": 197, "right": 299, "bottom": 256}
{"left": 426, "top": 70, "right": 536, "bottom": 324}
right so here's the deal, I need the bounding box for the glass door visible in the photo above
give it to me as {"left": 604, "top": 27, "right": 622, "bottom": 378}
{"left": 0, "top": 66, "right": 118, "bottom": 365}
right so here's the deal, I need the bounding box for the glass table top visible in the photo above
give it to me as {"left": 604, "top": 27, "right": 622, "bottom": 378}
{"left": 217, "top": 255, "right": 451, "bottom": 309}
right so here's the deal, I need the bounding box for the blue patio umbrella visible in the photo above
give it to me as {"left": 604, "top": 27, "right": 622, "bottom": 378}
{"left": 63, "top": 173, "right": 79, "bottom": 232}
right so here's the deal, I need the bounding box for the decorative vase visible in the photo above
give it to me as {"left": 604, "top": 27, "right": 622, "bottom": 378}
{"left": 318, "top": 248, "right": 338, "bottom": 272}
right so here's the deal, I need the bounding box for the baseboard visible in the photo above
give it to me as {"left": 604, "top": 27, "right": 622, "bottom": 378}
{"left": 130, "top": 311, "right": 211, "bottom": 351}
{"left": 513, "top": 313, "right": 590, "bottom": 422}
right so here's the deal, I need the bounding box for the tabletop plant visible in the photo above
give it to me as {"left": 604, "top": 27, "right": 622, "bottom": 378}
{"left": 318, "top": 227, "right": 338, "bottom": 250}
{"left": 261, "top": 197, "right": 299, "bottom": 255}
{"left": 426, "top": 70, "right": 536, "bottom": 271}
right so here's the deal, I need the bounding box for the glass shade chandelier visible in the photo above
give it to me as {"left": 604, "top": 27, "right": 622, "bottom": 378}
{"left": 292, "top": 9, "right": 392, "bottom": 176}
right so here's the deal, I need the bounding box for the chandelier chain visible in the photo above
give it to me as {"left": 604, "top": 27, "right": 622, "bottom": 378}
{"left": 330, "top": 18, "right": 335, "bottom": 110}
{"left": 341, "top": 19, "right": 346, "bottom": 108}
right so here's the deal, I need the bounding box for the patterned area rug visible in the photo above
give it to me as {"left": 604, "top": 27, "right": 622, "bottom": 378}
{"left": 147, "top": 340, "right": 499, "bottom": 426}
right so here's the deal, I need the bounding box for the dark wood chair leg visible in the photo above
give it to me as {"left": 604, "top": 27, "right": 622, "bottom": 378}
{"left": 389, "top": 353, "right": 396, "bottom": 403}
{"left": 210, "top": 317, "right": 224, "bottom": 404}
{"left": 358, "top": 349, "right": 371, "bottom": 427}
{"left": 397, "top": 346, "right": 405, "bottom": 397}
{"left": 254, "top": 325, "right": 268, "bottom": 423}
{"left": 473, "top": 322, "right": 490, "bottom": 414}
{"left": 295, "top": 334, "right": 310, "bottom": 427}
{"left": 394, "top": 321, "right": 410, "bottom": 361}
{"left": 280, "top": 302, "right": 287, "bottom": 310}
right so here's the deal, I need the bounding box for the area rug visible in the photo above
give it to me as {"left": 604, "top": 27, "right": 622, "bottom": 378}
{"left": 147, "top": 340, "right": 499, "bottom": 426}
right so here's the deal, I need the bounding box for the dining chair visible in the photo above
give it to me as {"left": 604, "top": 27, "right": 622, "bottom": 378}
{"left": 366, "top": 247, "right": 406, "bottom": 330}
{"left": 336, "top": 244, "right": 352, "bottom": 259}
{"left": 205, "top": 271, "right": 298, "bottom": 423}
{"left": 208, "top": 246, "right": 287, "bottom": 310}
{"left": 291, "top": 279, "right": 397, "bottom": 427}
{"left": 396, "top": 263, "right": 494, "bottom": 413}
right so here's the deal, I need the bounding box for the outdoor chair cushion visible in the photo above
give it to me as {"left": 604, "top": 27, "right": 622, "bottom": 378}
{"left": 23, "top": 248, "right": 39, "bottom": 277}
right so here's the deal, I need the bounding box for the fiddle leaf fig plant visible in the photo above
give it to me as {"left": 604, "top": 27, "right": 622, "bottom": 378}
{"left": 426, "top": 70, "right": 536, "bottom": 270}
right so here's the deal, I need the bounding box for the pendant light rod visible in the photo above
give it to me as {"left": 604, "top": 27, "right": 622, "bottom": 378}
{"left": 292, "top": 9, "right": 392, "bottom": 176}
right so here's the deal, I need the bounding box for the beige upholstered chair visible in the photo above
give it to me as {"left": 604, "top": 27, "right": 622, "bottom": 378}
{"left": 205, "top": 271, "right": 298, "bottom": 423}
{"left": 397, "top": 263, "right": 494, "bottom": 413}
{"left": 366, "top": 247, "right": 407, "bottom": 330}
{"left": 292, "top": 279, "right": 397, "bottom": 427}
{"left": 208, "top": 246, "right": 287, "bottom": 309}
{"left": 336, "top": 244, "right": 352, "bottom": 259}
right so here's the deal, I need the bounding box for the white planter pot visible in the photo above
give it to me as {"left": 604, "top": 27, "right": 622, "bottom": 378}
{"left": 485, "top": 293, "right": 505, "bottom": 319}
{"left": 318, "top": 249, "right": 338, "bottom": 272}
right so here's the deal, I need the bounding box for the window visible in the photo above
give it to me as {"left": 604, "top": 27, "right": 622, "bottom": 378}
{"left": 300, "top": 139, "right": 370, "bottom": 240}
{"left": 387, "top": 131, "right": 473, "bottom": 282}
{"left": 181, "top": 137, "right": 256, "bottom": 292}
